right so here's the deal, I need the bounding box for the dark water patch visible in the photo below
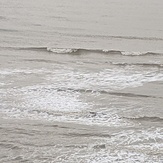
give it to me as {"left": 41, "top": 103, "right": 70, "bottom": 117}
{"left": 23, "top": 59, "right": 61, "bottom": 64}
{"left": 0, "top": 28, "right": 18, "bottom": 33}
{"left": 0, "top": 16, "right": 7, "bottom": 20}
{"left": 65, "top": 144, "right": 88, "bottom": 149}
{"left": 43, "top": 124, "right": 71, "bottom": 129}
{"left": 93, "top": 144, "right": 106, "bottom": 149}
{"left": 64, "top": 132, "right": 111, "bottom": 138}
{"left": 110, "top": 62, "right": 163, "bottom": 68}
{"left": 18, "top": 47, "right": 48, "bottom": 51}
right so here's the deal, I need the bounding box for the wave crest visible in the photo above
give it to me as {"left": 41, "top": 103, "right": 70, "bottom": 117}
{"left": 47, "top": 48, "right": 163, "bottom": 56}
{"left": 1, "top": 46, "right": 163, "bottom": 56}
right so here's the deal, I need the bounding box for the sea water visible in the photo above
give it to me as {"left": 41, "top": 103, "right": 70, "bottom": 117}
{"left": 0, "top": 0, "right": 163, "bottom": 162}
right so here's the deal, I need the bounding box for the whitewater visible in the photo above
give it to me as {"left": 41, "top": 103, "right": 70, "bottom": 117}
{"left": 0, "top": 0, "right": 163, "bottom": 162}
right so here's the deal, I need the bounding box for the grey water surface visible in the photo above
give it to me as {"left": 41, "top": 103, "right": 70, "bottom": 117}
{"left": 0, "top": 0, "right": 163, "bottom": 162}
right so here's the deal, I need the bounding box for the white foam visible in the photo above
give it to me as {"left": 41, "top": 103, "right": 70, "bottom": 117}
{"left": 47, "top": 68, "right": 163, "bottom": 90}
{"left": 102, "top": 49, "right": 110, "bottom": 52}
{"left": 121, "top": 51, "right": 146, "bottom": 56}
{"left": 12, "top": 127, "right": 161, "bottom": 163}
{"left": 47, "top": 48, "right": 77, "bottom": 54}
{"left": 111, "top": 128, "right": 163, "bottom": 146}
{"left": 20, "top": 85, "right": 89, "bottom": 112}
{"left": 0, "top": 68, "right": 49, "bottom": 76}
{"left": 0, "top": 66, "right": 163, "bottom": 127}
{"left": 0, "top": 82, "right": 131, "bottom": 127}
{"left": 0, "top": 82, "right": 5, "bottom": 86}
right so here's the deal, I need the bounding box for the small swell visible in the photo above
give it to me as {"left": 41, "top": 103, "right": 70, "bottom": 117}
{"left": 64, "top": 33, "right": 163, "bottom": 41}
{"left": 110, "top": 35, "right": 163, "bottom": 41}
{"left": 124, "top": 116, "right": 163, "bottom": 122}
{"left": 18, "top": 47, "right": 48, "bottom": 51}
{"left": 23, "top": 59, "right": 60, "bottom": 64}
{"left": 0, "top": 28, "right": 18, "bottom": 33}
{"left": 56, "top": 88, "right": 162, "bottom": 99}
{"left": 110, "top": 62, "right": 163, "bottom": 68}
{"left": 64, "top": 133, "right": 111, "bottom": 138}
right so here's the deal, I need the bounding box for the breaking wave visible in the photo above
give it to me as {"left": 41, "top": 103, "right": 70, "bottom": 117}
{"left": 2, "top": 46, "right": 163, "bottom": 56}
{"left": 47, "top": 48, "right": 163, "bottom": 56}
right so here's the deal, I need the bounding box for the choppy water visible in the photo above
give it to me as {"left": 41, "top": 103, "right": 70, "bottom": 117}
{"left": 0, "top": 0, "right": 163, "bottom": 162}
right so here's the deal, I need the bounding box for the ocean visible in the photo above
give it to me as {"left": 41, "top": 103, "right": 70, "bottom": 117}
{"left": 0, "top": 0, "right": 163, "bottom": 162}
